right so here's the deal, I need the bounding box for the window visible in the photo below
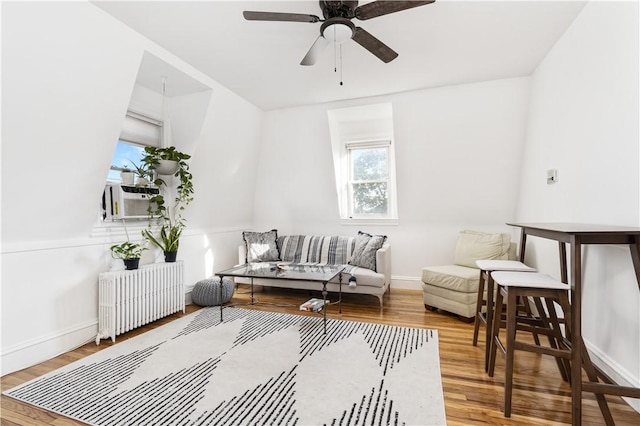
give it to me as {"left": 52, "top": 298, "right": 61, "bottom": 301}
{"left": 107, "top": 142, "right": 147, "bottom": 182}
{"left": 347, "top": 141, "right": 391, "bottom": 217}
{"left": 328, "top": 103, "right": 398, "bottom": 224}
{"left": 99, "top": 112, "right": 162, "bottom": 224}
{"left": 107, "top": 111, "right": 162, "bottom": 182}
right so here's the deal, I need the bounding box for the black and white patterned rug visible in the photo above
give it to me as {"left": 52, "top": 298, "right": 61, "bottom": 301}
{"left": 4, "top": 308, "right": 446, "bottom": 426}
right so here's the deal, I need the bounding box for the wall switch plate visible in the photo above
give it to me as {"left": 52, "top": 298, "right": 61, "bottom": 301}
{"left": 547, "top": 169, "right": 558, "bottom": 184}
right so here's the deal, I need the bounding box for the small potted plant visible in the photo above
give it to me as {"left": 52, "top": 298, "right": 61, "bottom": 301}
{"left": 130, "top": 161, "right": 151, "bottom": 186}
{"left": 110, "top": 241, "right": 147, "bottom": 270}
{"left": 142, "top": 222, "right": 181, "bottom": 262}
{"left": 142, "top": 146, "right": 191, "bottom": 176}
{"left": 120, "top": 165, "right": 135, "bottom": 185}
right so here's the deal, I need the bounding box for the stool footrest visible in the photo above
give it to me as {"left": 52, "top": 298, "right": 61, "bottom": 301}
{"left": 515, "top": 323, "right": 559, "bottom": 338}
{"left": 513, "top": 341, "right": 571, "bottom": 359}
{"left": 582, "top": 382, "right": 640, "bottom": 399}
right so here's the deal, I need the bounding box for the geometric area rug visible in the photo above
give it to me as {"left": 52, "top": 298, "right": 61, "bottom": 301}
{"left": 4, "top": 307, "right": 446, "bottom": 425}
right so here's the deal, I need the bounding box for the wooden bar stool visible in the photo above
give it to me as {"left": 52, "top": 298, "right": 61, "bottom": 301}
{"left": 473, "top": 260, "right": 536, "bottom": 372}
{"left": 487, "top": 271, "right": 613, "bottom": 424}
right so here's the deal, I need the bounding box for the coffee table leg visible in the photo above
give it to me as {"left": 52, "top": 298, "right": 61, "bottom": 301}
{"left": 219, "top": 275, "right": 224, "bottom": 322}
{"left": 322, "top": 281, "right": 328, "bottom": 335}
{"left": 339, "top": 272, "right": 343, "bottom": 314}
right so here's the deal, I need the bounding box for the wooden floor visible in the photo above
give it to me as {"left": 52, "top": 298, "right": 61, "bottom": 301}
{"left": 2, "top": 286, "right": 639, "bottom": 425}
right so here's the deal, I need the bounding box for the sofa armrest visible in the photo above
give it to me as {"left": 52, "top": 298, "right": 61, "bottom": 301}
{"left": 376, "top": 242, "right": 392, "bottom": 285}
{"left": 238, "top": 245, "right": 246, "bottom": 265}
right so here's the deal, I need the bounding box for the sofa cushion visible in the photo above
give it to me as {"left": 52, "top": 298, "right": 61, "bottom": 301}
{"left": 349, "top": 231, "right": 386, "bottom": 270}
{"left": 334, "top": 266, "right": 385, "bottom": 288}
{"left": 422, "top": 282, "right": 480, "bottom": 306}
{"left": 242, "top": 229, "right": 280, "bottom": 263}
{"left": 351, "top": 267, "right": 386, "bottom": 288}
{"left": 422, "top": 283, "right": 478, "bottom": 318}
{"left": 421, "top": 264, "right": 481, "bottom": 293}
{"left": 453, "top": 230, "right": 511, "bottom": 268}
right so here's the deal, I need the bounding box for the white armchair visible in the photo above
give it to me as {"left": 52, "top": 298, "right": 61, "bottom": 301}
{"left": 421, "top": 230, "right": 516, "bottom": 322}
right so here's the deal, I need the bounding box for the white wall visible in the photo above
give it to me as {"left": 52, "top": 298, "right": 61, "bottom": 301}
{"left": 516, "top": 1, "right": 640, "bottom": 406}
{"left": 3, "top": 4, "right": 637, "bottom": 409}
{"left": 1, "top": 2, "right": 262, "bottom": 374}
{"left": 253, "top": 77, "right": 531, "bottom": 286}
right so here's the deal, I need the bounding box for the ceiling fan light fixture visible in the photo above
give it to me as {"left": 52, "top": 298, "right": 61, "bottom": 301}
{"left": 323, "top": 22, "right": 353, "bottom": 43}
{"left": 244, "top": 1, "right": 436, "bottom": 65}
{"left": 320, "top": 18, "right": 355, "bottom": 44}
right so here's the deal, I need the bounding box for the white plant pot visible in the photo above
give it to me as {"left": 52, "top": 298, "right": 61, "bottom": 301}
{"left": 121, "top": 172, "right": 135, "bottom": 185}
{"left": 155, "top": 160, "right": 179, "bottom": 175}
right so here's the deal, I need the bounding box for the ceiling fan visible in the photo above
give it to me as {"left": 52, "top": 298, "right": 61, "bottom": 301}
{"left": 243, "top": 1, "right": 435, "bottom": 66}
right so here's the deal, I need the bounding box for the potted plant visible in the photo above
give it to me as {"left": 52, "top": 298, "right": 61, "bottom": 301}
{"left": 110, "top": 241, "right": 147, "bottom": 270}
{"left": 142, "top": 220, "right": 182, "bottom": 262}
{"left": 120, "top": 164, "right": 135, "bottom": 185}
{"left": 142, "top": 146, "right": 192, "bottom": 176}
{"left": 141, "top": 146, "right": 194, "bottom": 262}
{"left": 130, "top": 161, "right": 151, "bottom": 186}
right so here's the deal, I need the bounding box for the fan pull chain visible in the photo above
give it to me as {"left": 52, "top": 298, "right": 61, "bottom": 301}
{"left": 339, "top": 44, "right": 343, "bottom": 86}
{"left": 330, "top": 26, "right": 343, "bottom": 86}
{"left": 333, "top": 26, "right": 338, "bottom": 73}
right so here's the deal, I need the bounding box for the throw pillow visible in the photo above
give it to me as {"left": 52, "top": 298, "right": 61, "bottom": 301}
{"left": 242, "top": 229, "right": 280, "bottom": 263}
{"left": 453, "top": 230, "right": 511, "bottom": 268}
{"left": 350, "top": 231, "right": 371, "bottom": 261}
{"left": 349, "top": 231, "right": 387, "bottom": 271}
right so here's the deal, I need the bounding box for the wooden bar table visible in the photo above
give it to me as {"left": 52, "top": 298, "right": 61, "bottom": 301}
{"left": 507, "top": 223, "right": 640, "bottom": 425}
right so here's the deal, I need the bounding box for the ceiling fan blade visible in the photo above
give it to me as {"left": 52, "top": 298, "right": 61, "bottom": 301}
{"left": 301, "top": 35, "right": 330, "bottom": 66}
{"left": 355, "top": 0, "right": 435, "bottom": 21}
{"left": 243, "top": 11, "right": 321, "bottom": 23}
{"left": 352, "top": 27, "right": 398, "bottom": 63}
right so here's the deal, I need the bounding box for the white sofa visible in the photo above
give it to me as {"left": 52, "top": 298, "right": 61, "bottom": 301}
{"left": 237, "top": 234, "right": 391, "bottom": 308}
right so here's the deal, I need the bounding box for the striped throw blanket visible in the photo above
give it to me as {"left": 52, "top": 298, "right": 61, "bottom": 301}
{"left": 278, "top": 235, "right": 358, "bottom": 273}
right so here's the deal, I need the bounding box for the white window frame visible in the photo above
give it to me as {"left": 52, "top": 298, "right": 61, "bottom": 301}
{"left": 328, "top": 103, "right": 399, "bottom": 226}
{"left": 345, "top": 140, "right": 396, "bottom": 220}
{"left": 338, "top": 138, "right": 398, "bottom": 225}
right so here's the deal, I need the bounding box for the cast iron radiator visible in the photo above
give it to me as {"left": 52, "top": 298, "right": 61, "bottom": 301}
{"left": 96, "top": 261, "right": 185, "bottom": 344}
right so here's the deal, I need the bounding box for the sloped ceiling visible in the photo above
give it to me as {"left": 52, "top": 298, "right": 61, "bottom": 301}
{"left": 93, "top": 1, "right": 587, "bottom": 111}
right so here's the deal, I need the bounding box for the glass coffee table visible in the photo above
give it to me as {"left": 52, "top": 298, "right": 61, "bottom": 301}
{"left": 215, "top": 263, "right": 345, "bottom": 334}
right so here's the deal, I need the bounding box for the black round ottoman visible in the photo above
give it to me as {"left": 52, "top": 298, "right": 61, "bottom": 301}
{"left": 192, "top": 277, "right": 235, "bottom": 306}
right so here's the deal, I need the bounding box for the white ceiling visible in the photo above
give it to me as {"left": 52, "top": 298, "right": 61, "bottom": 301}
{"left": 135, "top": 52, "right": 212, "bottom": 97}
{"left": 93, "top": 1, "right": 587, "bottom": 111}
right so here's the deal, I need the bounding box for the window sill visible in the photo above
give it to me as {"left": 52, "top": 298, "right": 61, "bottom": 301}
{"left": 340, "top": 218, "right": 399, "bottom": 226}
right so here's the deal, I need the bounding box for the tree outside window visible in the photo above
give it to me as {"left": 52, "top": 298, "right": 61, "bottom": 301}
{"left": 328, "top": 102, "right": 398, "bottom": 223}
{"left": 348, "top": 143, "right": 390, "bottom": 217}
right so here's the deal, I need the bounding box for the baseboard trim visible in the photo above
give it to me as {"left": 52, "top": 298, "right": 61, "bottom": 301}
{"left": 1, "top": 321, "right": 97, "bottom": 376}
{"left": 584, "top": 338, "right": 640, "bottom": 413}
{"left": 391, "top": 275, "right": 422, "bottom": 290}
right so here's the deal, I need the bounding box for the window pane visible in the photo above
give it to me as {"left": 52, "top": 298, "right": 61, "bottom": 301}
{"left": 352, "top": 147, "right": 388, "bottom": 181}
{"left": 107, "top": 141, "right": 145, "bottom": 182}
{"left": 353, "top": 182, "right": 388, "bottom": 215}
